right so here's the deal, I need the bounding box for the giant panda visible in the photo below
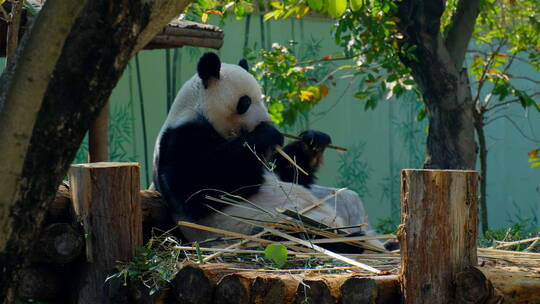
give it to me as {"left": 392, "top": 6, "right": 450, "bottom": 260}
{"left": 152, "top": 52, "right": 371, "bottom": 248}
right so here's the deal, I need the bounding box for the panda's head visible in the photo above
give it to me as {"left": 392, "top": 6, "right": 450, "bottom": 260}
{"left": 195, "top": 52, "right": 270, "bottom": 140}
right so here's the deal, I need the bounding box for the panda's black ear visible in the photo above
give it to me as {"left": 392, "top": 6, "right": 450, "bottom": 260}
{"left": 198, "top": 52, "right": 221, "bottom": 88}
{"left": 238, "top": 59, "right": 249, "bottom": 71}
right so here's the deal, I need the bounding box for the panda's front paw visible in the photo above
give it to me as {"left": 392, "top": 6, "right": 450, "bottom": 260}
{"left": 299, "top": 130, "right": 331, "bottom": 148}
{"left": 253, "top": 122, "right": 284, "bottom": 147}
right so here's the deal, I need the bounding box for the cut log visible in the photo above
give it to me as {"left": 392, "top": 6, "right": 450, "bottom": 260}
{"left": 32, "top": 222, "right": 83, "bottom": 264}
{"left": 70, "top": 162, "right": 142, "bottom": 304}
{"left": 171, "top": 264, "right": 215, "bottom": 304}
{"left": 399, "top": 169, "right": 479, "bottom": 304}
{"left": 17, "top": 266, "right": 62, "bottom": 301}
{"left": 50, "top": 187, "right": 174, "bottom": 238}
{"left": 340, "top": 275, "right": 401, "bottom": 304}
{"left": 140, "top": 190, "right": 176, "bottom": 240}
{"left": 481, "top": 267, "right": 540, "bottom": 304}
{"left": 215, "top": 274, "right": 251, "bottom": 304}
{"left": 455, "top": 267, "right": 495, "bottom": 304}
{"left": 251, "top": 276, "right": 298, "bottom": 304}
{"left": 105, "top": 274, "right": 162, "bottom": 304}
{"left": 294, "top": 278, "right": 335, "bottom": 304}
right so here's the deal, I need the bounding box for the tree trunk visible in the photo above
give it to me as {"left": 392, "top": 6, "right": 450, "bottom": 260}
{"left": 474, "top": 110, "right": 489, "bottom": 234}
{"left": 0, "top": 0, "right": 190, "bottom": 302}
{"left": 70, "top": 163, "right": 142, "bottom": 304}
{"left": 396, "top": 0, "right": 479, "bottom": 170}
{"left": 399, "top": 169, "right": 479, "bottom": 304}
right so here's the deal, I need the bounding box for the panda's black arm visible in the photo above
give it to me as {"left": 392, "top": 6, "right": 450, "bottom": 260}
{"left": 155, "top": 120, "right": 231, "bottom": 222}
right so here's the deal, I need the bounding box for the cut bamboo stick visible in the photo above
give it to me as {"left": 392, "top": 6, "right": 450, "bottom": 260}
{"left": 273, "top": 146, "right": 309, "bottom": 176}
{"left": 282, "top": 133, "right": 348, "bottom": 152}
{"left": 264, "top": 227, "right": 382, "bottom": 274}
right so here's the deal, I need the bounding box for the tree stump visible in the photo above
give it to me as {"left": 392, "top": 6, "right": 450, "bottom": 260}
{"left": 399, "top": 169, "right": 478, "bottom": 304}
{"left": 70, "top": 162, "right": 142, "bottom": 304}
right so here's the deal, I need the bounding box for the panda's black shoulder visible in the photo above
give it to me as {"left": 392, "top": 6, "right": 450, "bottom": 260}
{"left": 158, "top": 115, "right": 223, "bottom": 158}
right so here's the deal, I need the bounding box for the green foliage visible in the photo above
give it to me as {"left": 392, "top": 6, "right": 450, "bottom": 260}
{"left": 246, "top": 43, "right": 332, "bottom": 126}
{"left": 106, "top": 234, "right": 183, "bottom": 295}
{"left": 468, "top": 0, "right": 540, "bottom": 114}
{"left": 478, "top": 217, "right": 540, "bottom": 252}
{"left": 74, "top": 104, "right": 135, "bottom": 164}
{"left": 264, "top": 243, "right": 288, "bottom": 267}
{"left": 336, "top": 142, "right": 371, "bottom": 197}
{"left": 195, "top": 241, "right": 205, "bottom": 264}
{"left": 374, "top": 217, "right": 398, "bottom": 234}
{"left": 264, "top": 0, "right": 420, "bottom": 111}
{"left": 529, "top": 149, "right": 540, "bottom": 168}
{"left": 182, "top": 0, "right": 254, "bottom": 22}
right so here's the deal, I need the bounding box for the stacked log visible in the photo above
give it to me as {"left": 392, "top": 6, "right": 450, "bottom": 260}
{"left": 160, "top": 263, "right": 540, "bottom": 304}
{"left": 15, "top": 168, "right": 540, "bottom": 303}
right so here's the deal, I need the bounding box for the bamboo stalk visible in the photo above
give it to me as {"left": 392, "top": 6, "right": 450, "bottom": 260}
{"left": 283, "top": 133, "right": 347, "bottom": 152}
{"left": 478, "top": 248, "right": 540, "bottom": 257}
{"left": 273, "top": 146, "right": 309, "bottom": 176}
{"left": 175, "top": 246, "right": 400, "bottom": 259}
{"left": 280, "top": 234, "right": 396, "bottom": 245}
{"left": 178, "top": 221, "right": 272, "bottom": 245}
{"left": 264, "top": 227, "right": 382, "bottom": 274}
{"left": 299, "top": 187, "right": 348, "bottom": 215}
{"left": 492, "top": 237, "right": 540, "bottom": 249}
{"left": 202, "top": 230, "right": 268, "bottom": 263}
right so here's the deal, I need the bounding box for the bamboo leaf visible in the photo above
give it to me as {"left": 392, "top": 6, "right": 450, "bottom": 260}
{"left": 264, "top": 244, "right": 288, "bottom": 267}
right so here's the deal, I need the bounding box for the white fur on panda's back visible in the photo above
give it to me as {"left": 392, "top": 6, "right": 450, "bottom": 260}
{"left": 179, "top": 172, "right": 347, "bottom": 241}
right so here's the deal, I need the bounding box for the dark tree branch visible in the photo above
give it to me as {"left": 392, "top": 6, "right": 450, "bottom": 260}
{"left": 444, "top": 0, "right": 481, "bottom": 70}
{"left": 485, "top": 92, "right": 540, "bottom": 112}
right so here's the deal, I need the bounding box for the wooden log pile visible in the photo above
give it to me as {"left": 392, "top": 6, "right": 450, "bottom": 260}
{"left": 168, "top": 263, "right": 400, "bottom": 304}
{"left": 149, "top": 262, "right": 540, "bottom": 304}
{"left": 15, "top": 166, "right": 540, "bottom": 304}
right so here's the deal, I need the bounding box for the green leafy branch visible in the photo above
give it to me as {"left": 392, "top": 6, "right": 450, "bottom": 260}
{"left": 529, "top": 149, "right": 540, "bottom": 168}
{"left": 246, "top": 43, "right": 341, "bottom": 126}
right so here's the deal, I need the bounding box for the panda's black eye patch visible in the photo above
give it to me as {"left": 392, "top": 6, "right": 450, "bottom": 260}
{"left": 237, "top": 95, "right": 252, "bottom": 115}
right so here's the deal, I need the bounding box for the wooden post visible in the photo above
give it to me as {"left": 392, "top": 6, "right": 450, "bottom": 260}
{"left": 70, "top": 162, "right": 142, "bottom": 304}
{"left": 89, "top": 102, "right": 109, "bottom": 162}
{"left": 399, "top": 169, "right": 478, "bottom": 304}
